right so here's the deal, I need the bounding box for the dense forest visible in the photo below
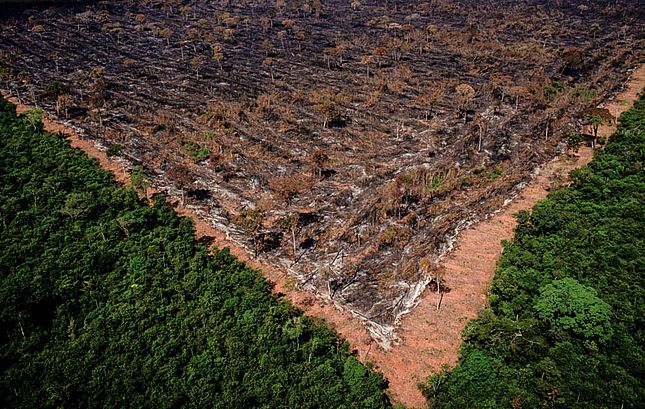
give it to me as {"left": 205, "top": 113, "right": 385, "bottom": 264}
{"left": 0, "top": 96, "right": 391, "bottom": 408}
{"left": 423, "top": 90, "right": 645, "bottom": 407}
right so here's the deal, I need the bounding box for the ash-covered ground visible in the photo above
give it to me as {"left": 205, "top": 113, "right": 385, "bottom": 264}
{"left": 1, "top": 0, "right": 643, "bottom": 342}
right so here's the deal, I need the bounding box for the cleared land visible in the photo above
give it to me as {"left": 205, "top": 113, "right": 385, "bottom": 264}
{"left": 2, "top": 1, "right": 644, "bottom": 405}
{"left": 2, "top": 1, "right": 643, "bottom": 343}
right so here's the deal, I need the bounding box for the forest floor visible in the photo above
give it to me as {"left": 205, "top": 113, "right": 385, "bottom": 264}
{"left": 3, "top": 63, "right": 644, "bottom": 408}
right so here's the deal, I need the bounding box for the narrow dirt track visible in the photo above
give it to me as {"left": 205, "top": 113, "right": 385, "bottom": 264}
{"left": 2, "top": 63, "right": 644, "bottom": 408}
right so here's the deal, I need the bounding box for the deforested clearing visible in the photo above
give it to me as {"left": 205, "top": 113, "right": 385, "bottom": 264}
{"left": 1, "top": 1, "right": 644, "bottom": 407}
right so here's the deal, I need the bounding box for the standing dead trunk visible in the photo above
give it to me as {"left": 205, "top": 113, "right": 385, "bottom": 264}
{"left": 291, "top": 227, "right": 297, "bottom": 259}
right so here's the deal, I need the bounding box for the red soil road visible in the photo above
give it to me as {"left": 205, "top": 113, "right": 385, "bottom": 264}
{"left": 2, "top": 64, "right": 644, "bottom": 408}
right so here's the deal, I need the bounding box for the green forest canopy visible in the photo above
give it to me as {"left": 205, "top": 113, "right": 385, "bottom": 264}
{"left": 423, "top": 89, "right": 645, "bottom": 408}
{"left": 0, "top": 96, "right": 390, "bottom": 408}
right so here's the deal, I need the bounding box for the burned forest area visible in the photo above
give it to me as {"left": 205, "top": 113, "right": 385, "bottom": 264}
{"left": 1, "top": 0, "right": 643, "bottom": 345}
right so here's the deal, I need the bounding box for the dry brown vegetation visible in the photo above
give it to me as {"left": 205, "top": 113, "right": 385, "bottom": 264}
{"left": 1, "top": 0, "right": 643, "bottom": 344}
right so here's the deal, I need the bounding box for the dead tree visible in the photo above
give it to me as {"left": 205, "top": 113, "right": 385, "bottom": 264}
{"left": 280, "top": 213, "right": 300, "bottom": 259}
{"left": 474, "top": 114, "right": 486, "bottom": 152}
